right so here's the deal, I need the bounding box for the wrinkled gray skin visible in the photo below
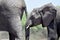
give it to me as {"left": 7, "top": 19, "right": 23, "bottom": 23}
{"left": 3, "top": 0, "right": 27, "bottom": 20}
{"left": 0, "top": 0, "right": 27, "bottom": 40}
{"left": 25, "top": 3, "right": 59, "bottom": 40}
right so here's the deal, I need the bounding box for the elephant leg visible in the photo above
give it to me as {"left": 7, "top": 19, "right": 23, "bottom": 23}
{"left": 9, "top": 33, "right": 15, "bottom": 40}
{"left": 47, "top": 20, "right": 58, "bottom": 40}
{"left": 47, "top": 27, "right": 58, "bottom": 40}
{"left": 57, "top": 35, "right": 59, "bottom": 40}
{"left": 56, "top": 23, "right": 60, "bottom": 40}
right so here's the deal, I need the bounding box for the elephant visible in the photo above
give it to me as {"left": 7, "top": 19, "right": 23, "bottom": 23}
{"left": 0, "top": 0, "right": 27, "bottom": 40}
{"left": 25, "top": 3, "right": 59, "bottom": 40}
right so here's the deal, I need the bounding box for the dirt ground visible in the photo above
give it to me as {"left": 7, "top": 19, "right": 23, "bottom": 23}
{"left": 0, "top": 29, "right": 60, "bottom": 40}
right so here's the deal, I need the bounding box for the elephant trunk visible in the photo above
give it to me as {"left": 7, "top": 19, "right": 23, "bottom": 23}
{"left": 25, "top": 24, "right": 30, "bottom": 40}
{"left": 25, "top": 17, "right": 32, "bottom": 40}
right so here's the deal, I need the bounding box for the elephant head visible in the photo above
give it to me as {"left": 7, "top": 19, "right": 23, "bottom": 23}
{"left": 25, "top": 3, "right": 57, "bottom": 40}
{"left": 6, "top": 0, "right": 28, "bottom": 20}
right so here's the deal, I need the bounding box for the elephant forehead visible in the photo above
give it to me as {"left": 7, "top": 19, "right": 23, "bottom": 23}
{"left": 3, "top": 0, "right": 26, "bottom": 8}
{"left": 31, "top": 12, "right": 41, "bottom": 19}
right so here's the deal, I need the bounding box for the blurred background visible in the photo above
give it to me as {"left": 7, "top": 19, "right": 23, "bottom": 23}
{"left": 0, "top": 0, "right": 60, "bottom": 40}
{"left": 25, "top": 0, "right": 60, "bottom": 13}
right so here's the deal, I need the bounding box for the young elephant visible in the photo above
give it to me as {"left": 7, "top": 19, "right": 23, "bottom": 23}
{"left": 25, "top": 3, "right": 58, "bottom": 40}
{"left": 0, "top": 0, "right": 27, "bottom": 40}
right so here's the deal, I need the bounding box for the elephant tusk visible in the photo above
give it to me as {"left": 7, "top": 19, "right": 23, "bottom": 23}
{"left": 26, "top": 25, "right": 29, "bottom": 29}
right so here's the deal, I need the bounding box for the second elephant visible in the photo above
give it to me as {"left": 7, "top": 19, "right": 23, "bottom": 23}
{"left": 25, "top": 3, "right": 59, "bottom": 40}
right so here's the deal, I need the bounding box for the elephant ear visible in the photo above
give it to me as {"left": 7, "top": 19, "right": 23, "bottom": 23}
{"left": 42, "top": 8, "right": 57, "bottom": 27}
